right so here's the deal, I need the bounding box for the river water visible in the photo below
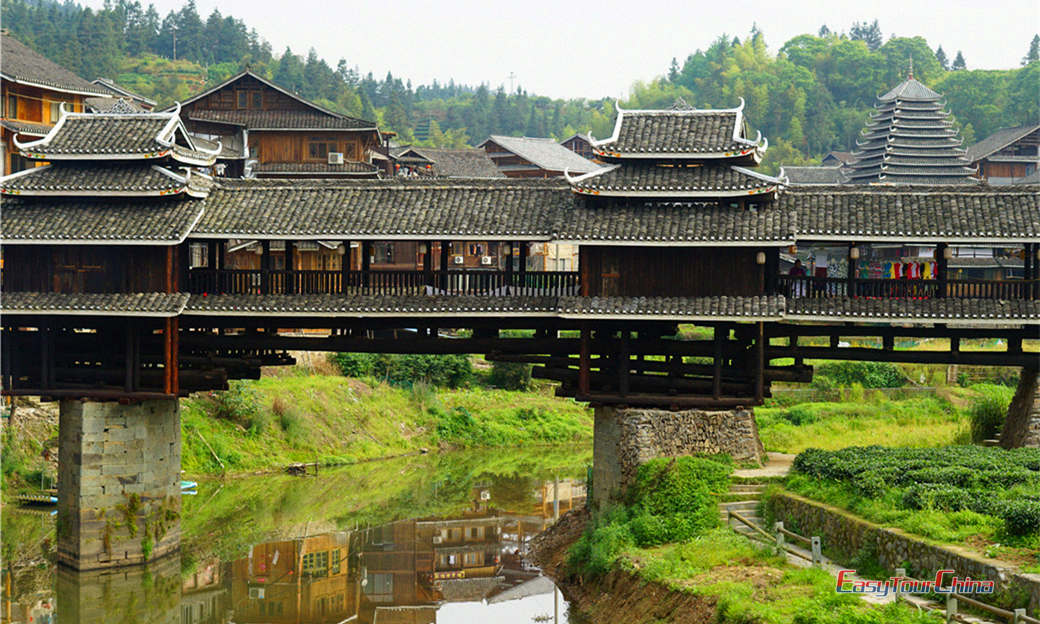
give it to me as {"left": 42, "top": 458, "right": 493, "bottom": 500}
{"left": 2, "top": 446, "right": 590, "bottom": 624}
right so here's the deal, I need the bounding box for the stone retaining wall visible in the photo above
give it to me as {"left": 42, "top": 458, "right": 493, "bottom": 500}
{"left": 768, "top": 492, "right": 1040, "bottom": 612}
{"left": 592, "top": 406, "right": 764, "bottom": 507}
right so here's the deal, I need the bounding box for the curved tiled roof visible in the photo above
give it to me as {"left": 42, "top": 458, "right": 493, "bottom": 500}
{"left": 1, "top": 292, "right": 188, "bottom": 316}
{"left": 1, "top": 196, "right": 204, "bottom": 243}
{"left": 193, "top": 178, "right": 570, "bottom": 240}
{"left": 785, "top": 297, "right": 1040, "bottom": 324}
{"left": 569, "top": 162, "right": 782, "bottom": 197}
{"left": 560, "top": 201, "right": 794, "bottom": 245}
{"left": 482, "top": 135, "right": 599, "bottom": 174}
{"left": 0, "top": 163, "right": 198, "bottom": 196}
{"left": 252, "top": 161, "right": 380, "bottom": 175}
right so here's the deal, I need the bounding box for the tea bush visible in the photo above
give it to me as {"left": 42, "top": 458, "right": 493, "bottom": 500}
{"left": 487, "top": 361, "right": 532, "bottom": 390}
{"left": 331, "top": 352, "right": 472, "bottom": 388}
{"left": 794, "top": 446, "right": 1040, "bottom": 537}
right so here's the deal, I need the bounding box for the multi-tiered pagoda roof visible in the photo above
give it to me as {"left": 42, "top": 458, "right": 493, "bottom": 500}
{"left": 571, "top": 99, "right": 783, "bottom": 200}
{"left": 847, "top": 77, "right": 977, "bottom": 185}
{"left": 2, "top": 106, "right": 217, "bottom": 200}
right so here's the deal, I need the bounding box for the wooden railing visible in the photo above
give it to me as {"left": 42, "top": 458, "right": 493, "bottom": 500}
{"left": 186, "top": 269, "right": 580, "bottom": 297}
{"left": 777, "top": 275, "right": 1039, "bottom": 300}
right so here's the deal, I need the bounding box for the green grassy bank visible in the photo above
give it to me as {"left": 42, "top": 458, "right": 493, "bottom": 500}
{"left": 181, "top": 371, "right": 592, "bottom": 474}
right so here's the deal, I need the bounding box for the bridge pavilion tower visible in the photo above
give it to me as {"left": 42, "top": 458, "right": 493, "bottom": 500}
{"left": 1, "top": 105, "right": 217, "bottom": 569}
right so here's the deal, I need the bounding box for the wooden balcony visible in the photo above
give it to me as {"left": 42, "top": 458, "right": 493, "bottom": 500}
{"left": 777, "top": 275, "right": 1039, "bottom": 300}
{"left": 186, "top": 268, "right": 580, "bottom": 297}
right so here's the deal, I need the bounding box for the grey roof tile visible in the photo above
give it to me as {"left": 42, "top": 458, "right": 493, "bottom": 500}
{"left": 561, "top": 201, "right": 795, "bottom": 244}
{"left": 570, "top": 162, "right": 781, "bottom": 196}
{"left": 0, "top": 120, "right": 51, "bottom": 137}
{"left": 187, "top": 109, "right": 376, "bottom": 130}
{"left": 1, "top": 163, "right": 195, "bottom": 195}
{"left": 184, "top": 294, "right": 559, "bottom": 315}
{"left": 557, "top": 295, "right": 784, "bottom": 320}
{"left": 966, "top": 124, "right": 1040, "bottom": 163}
{"left": 482, "top": 136, "right": 599, "bottom": 174}
{"left": 1, "top": 196, "right": 204, "bottom": 243}
{"left": 781, "top": 166, "right": 845, "bottom": 185}
{"left": 193, "top": 178, "right": 569, "bottom": 239}
{"left": 0, "top": 35, "right": 111, "bottom": 96}
{"left": 782, "top": 186, "right": 1040, "bottom": 241}
{"left": 595, "top": 110, "right": 754, "bottom": 157}
{"left": 786, "top": 297, "right": 1040, "bottom": 324}
{"left": 252, "top": 161, "right": 380, "bottom": 176}
{"left": 1, "top": 292, "right": 189, "bottom": 316}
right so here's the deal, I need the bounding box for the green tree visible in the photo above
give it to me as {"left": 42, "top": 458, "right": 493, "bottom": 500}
{"left": 935, "top": 46, "right": 949, "bottom": 71}
{"left": 952, "top": 51, "right": 967, "bottom": 70}
{"left": 850, "top": 19, "right": 883, "bottom": 51}
{"left": 1024, "top": 35, "right": 1040, "bottom": 66}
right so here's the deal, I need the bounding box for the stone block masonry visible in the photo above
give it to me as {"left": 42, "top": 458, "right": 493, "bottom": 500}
{"left": 592, "top": 406, "right": 764, "bottom": 507}
{"left": 57, "top": 551, "right": 181, "bottom": 623}
{"left": 768, "top": 492, "right": 1040, "bottom": 613}
{"left": 57, "top": 399, "right": 181, "bottom": 570}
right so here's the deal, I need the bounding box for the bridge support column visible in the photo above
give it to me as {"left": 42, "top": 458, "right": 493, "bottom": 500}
{"left": 57, "top": 551, "right": 180, "bottom": 623}
{"left": 57, "top": 398, "right": 181, "bottom": 570}
{"left": 592, "top": 406, "right": 764, "bottom": 509}
{"left": 1001, "top": 366, "right": 1040, "bottom": 448}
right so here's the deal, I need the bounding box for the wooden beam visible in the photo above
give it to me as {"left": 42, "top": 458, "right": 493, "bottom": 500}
{"left": 341, "top": 240, "right": 351, "bottom": 293}
{"left": 936, "top": 243, "right": 948, "bottom": 299}
{"left": 754, "top": 322, "right": 765, "bottom": 404}
{"left": 439, "top": 241, "right": 450, "bottom": 291}
{"left": 712, "top": 325, "right": 724, "bottom": 400}
{"left": 578, "top": 324, "right": 591, "bottom": 396}
{"left": 260, "top": 240, "right": 271, "bottom": 295}
{"left": 619, "top": 330, "right": 630, "bottom": 397}
{"left": 286, "top": 241, "right": 296, "bottom": 294}
{"left": 124, "top": 321, "right": 135, "bottom": 393}
{"left": 766, "top": 345, "right": 1037, "bottom": 366}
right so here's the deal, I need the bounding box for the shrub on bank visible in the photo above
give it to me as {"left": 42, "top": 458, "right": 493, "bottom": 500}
{"left": 330, "top": 352, "right": 472, "bottom": 388}
{"left": 968, "top": 383, "right": 1014, "bottom": 442}
{"left": 487, "top": 361, "right": 532, "bottom": 390}
{"left": 568, "top": 456, "right": 732, "bottom": 576}
{"left": 814, "top": 361, "right": 906, "bottom": 388}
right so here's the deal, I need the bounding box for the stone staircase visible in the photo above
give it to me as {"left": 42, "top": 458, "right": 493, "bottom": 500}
{"left": 719, "top": 482, "right": 767, "bottom": 536}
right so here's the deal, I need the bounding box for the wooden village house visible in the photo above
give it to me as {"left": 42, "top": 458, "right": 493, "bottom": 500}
{"left": 967, "top": 123, "right": 1040, "bottom": 185}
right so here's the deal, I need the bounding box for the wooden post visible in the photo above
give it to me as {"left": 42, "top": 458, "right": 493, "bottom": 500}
{"left": 439, "top": 241, "right": 450, "bottom": 292}
{"left": 579, "top": 324, "right": 591, "bottom": 397}
{"left": 712, "top": 324, "right": 724, "bottom": 400}
{"left": 505, "top": 242, "right": 514, "bottom": 292}
{"left": 361, "top": 241, "right": 372, "bottom": 291}
{"left": 810, "top": 536, "right": 822, "bottom": 567}
{"left": 847, "top": 244, "right": 857, "bottom": 297}
{"left": 936, "top": 242, "right": 948, "bottom": 299}
{"left": 207, "top": 240, "right": 217, "bottom": 271}
{"left": 774, "top": 522, "right": 785, "bottom": 550}
{"left": 423, "top": 242, "right": 433, "bottom": 289}
{"left": 177, "top": 242, "right": 189, "bottom": 292}
{"left": 754, "top": 322, "right": 765, "bottom": 403}
{"left": 286, "top": 240, "right": 296, "bottom": 294}
{"left": 170, "top": 318, "right": 178, "bottom": 395}
{"left": 619, "top": 330, "right": 630, "bottom": 397}
{"left": 519, "top": 242, "right": 528, "bottom": 279}
{"left": 894, "top": 568, "right": 906, "bottom": 603}
{"left": 124, "top": 321, "right": 134, "bottom": 393}
{"left": 39, "top": 318, "right": 50, "bottom": 391}
{"left": 163, "top": 318, "right": 174, "bottom": 394}
{"left": 260, "top": 240, "right": 271, "bottom": 295}
{"left": 340, "top": 241, "right": 351, "bottom": 294}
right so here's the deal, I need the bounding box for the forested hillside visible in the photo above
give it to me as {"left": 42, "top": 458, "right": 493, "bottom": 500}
{"left": 2, "top": 0, "right": 1037, "bottom": 167}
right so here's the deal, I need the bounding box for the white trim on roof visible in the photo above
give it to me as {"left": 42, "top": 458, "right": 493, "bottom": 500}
{"left": 551, "top": 239, "right": 795, "bottom": 247}
{"left": 783, "top": 313, "right": 1037, "bottom": 326}
{"left": 0, "top": 72, "right": 111, "bottom": 98}
{"left": 187, "top": 232, "right": 552, "bottom": 241}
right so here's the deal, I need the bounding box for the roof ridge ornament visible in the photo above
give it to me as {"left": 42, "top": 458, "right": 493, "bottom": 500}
{"left": 670, "top": 97, "right": 694, "bottom": 111}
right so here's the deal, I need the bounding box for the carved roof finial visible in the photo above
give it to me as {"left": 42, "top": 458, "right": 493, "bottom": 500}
{"left": 908, "top": 56, "right": 914, "bottom": 80}
{"left": 110, "top": 98, "right": 138, "bottom": 114}
{"left": 670, "top": 96, "right": 694, "bottom": 111}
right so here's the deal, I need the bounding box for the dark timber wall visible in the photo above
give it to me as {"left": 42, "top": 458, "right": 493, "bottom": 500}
{"left": 580, "top": 246, "right": 763, "bottom": 297}
{"left": 2, "top": 245, "right": 172, "bottom": 292}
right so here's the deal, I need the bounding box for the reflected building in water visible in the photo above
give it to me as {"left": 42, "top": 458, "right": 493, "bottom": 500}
{"left": 1, "top": 476, "right": 583, "bottom": 624}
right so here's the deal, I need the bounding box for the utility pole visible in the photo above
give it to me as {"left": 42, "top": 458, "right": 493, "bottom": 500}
{"left": 507, "top": 72, "right": 517, "bottom": 93}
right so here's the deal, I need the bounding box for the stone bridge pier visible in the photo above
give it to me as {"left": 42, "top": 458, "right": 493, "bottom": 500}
{"left": 57, "top": 399, "right": 181, "bottom": 570}
{"left": 591, "top": 406, "right": 764, "bottom": 508}
{"left": 1001, "top": 365, "right": 1040, "bottom": 448}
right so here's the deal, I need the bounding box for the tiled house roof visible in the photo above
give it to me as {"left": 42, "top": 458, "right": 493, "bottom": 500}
{"left": 781, "top": 166, "right": 845, "bottom": 185}
{"left": 187, "top": 109, "right": 376, "bottom": 130}
{"left": 0, "top": 35, "right": 111, "bottom": 96}
{"left": 481, "top": 135, "right": 599, "bottom": 174}
{"left": 251, "top": 161, "right": 380, "bottom": 176}
{"left": 785, "top": 297, "right": 1040, "bottom": 325}
{"left": 557, "top": 295, "right": 784, "bottom": 320}
{"left": 966, "top": 124, "right": 1040, "bottom": 163}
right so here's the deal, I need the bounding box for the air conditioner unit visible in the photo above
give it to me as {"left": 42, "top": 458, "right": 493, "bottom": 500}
{"left": 432, "top": 535, "right": 443, "bottom": 544}
{"left": 453, "top": 255, "right": 465, "bottom": 265}
{"left": 480, "top": 490, "right": 491, "bottom": 500}
{"left": 248, "top": 587, "right": 265, "bottom": 600}
{"left": 327, "top": 152, "right": 344, "bottom": 165}
{"left": 480, "top": 256, "right": 492, "bottom": 266}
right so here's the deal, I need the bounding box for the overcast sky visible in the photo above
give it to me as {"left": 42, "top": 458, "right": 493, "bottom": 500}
{"left": 82, "top": 0, "right": 1038, "bottom": 99}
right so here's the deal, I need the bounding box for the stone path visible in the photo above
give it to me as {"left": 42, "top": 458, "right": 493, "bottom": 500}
{"left": 733, "top": 452, "right": 795, "bottom": 479}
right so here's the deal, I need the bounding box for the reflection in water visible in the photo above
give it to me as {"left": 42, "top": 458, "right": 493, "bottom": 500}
{"left": 2, "top": 448, "right": 588, "bottom": 623}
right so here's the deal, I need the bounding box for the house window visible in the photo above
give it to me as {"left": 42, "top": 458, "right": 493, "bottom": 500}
{"left": 469, "top": 527, "right": 481, "bottom": 539}
{"left": 50, "top": 101, "right": 61, "bottom": 122}
{"left": 308, "top": 138, "right": 336, "bottom": 160}
{"left": 463, "top": 552, "right": 481, "bottom": 566}
{"left": 252, "top": 90, "right": 262, "bottom": 108}
{"left": 237, "top": 90, "right": 249, "bottom": 109}
{"left": 7, "top": 95, "right": 17, "bottom": 118}
{"left": 331, "top": 549, "right": 341, "bottom": 575}
{"left": 363, "top": 573, "right": 394, "bottom": 602}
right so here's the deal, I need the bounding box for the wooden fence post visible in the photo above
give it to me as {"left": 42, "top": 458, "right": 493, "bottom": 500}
{"left": 894, "top": 568, "right": 906, "bottom": 603}
{"left": 945, "top": 596, "right": 957, "bottom": 624}
{"left": 1014, "top": 608, "right": 1025, "bottom": 623}
{"left": 810, "top": 536, "right": 822, "bottom": 567}
{"left": 774, "top": 521, "right": 785, "bottom": 551}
